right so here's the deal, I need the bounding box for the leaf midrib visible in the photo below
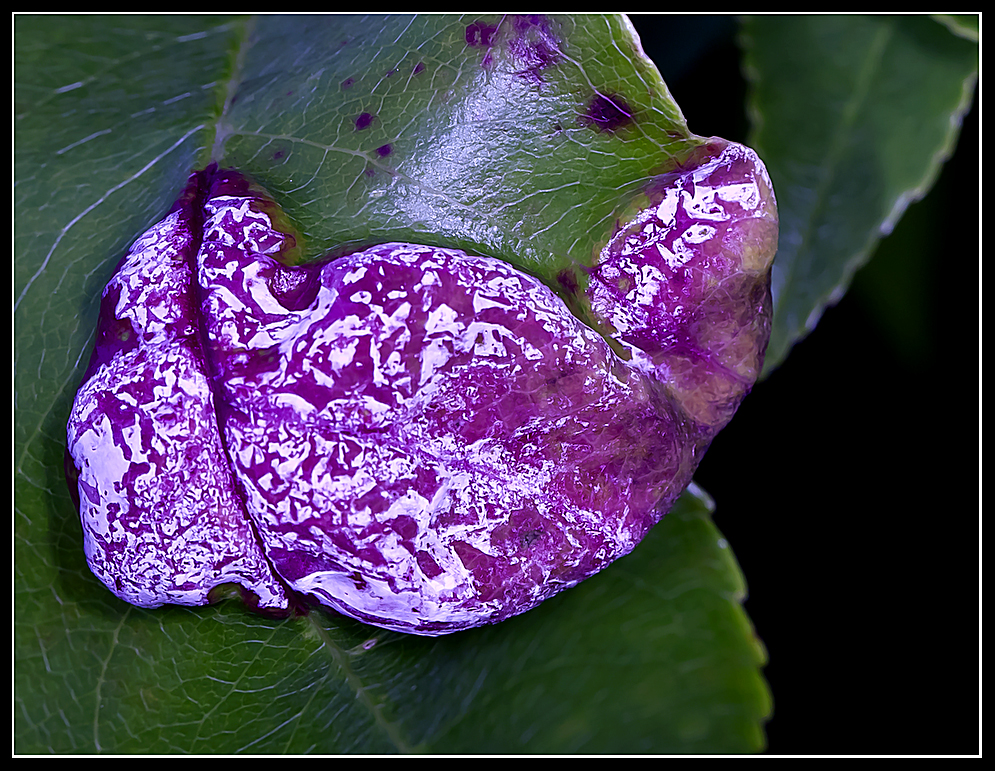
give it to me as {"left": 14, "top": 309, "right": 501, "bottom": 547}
{"left": 210, "top": 15, "right": 255, "bottom": 165}
{"left": 772, "top": 21, "right": 893, "bottom": 334}
{"left": 305, "top": 617, "right": 413, "bottom": 753}
{"left": 198, "top": 19, "right": 421, "bottom": 735}
{"left": 17, "top": 16, "right": 416, "bottom": 753}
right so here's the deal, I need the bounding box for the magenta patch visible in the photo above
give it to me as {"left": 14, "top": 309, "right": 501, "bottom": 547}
{"left": 66, "top": 140, "right": 777, "bottom": 635}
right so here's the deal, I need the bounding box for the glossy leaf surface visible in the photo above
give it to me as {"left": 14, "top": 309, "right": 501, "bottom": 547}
{"left": 15, "top": 14, "right": 769, "bottom": 753}
{"left": 740, "top": 15, "right": 978, "bottom": 374}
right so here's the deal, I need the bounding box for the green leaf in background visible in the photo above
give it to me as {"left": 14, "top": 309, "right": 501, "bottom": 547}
{"left": 15, "top": 15, "right": 769, "bottom": 754}
{"left": 933, "top": 13, "right": 979, "bottom": 43}
{"left": 740, "top": 15, "right": 978, "bottom": 375}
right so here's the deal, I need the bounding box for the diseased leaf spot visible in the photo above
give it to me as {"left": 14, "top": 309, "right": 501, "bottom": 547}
{"left": 556, "top": 268, "right": 579, "bottom": 295}
{"left": 375, "top": 143, "right": 392, "bottom": 158}
{"left": 66, "top": 145, "right": 778, "bottom": 636}
{"left": 354, "top": 111, "right": 375, "bottom": 130}
{"left": 508, "top": 14, "right": 561, "bottom": 81}
{"left": 413, "top": 61, "right": 425, "bottom": 75}
{"left": 341, "top": 77, "right": 354, "bottom": 90}
{"left": 580, "top": 93, "right": 634, "bottom": 133}
{"left": 464, "top": 16, "right": 561, "bottom": 80}
{"left": 465, "top": 21, "right": 498, "bottom": 47}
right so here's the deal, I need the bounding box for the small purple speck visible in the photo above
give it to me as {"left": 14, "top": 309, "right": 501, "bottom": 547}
{"left": 508, "top": 14, "right": 561, "bottom": 82}
{"left": 355, "top": 112, "right": 374, "bottom": 130}
{"left": 557, "top": 269, "right": 579, "bottom": 295}
{"left": 580, "top": 93, "right": 634, "bottom": 133}
{"left": 413, "top": 62, "right": 425, "bottom": 75}
{"left": 375, "top": 144, "right": 392, "bottom": 158}
{"left": 465, "top": 21, "right": 498, "bottom": 47}
{"left": 341, "top": 77, "right": 354, "bottom": 90}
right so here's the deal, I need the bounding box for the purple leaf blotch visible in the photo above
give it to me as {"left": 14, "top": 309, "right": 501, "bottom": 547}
{"left": 67, "top": 138, "right": 777, "bottom": 636}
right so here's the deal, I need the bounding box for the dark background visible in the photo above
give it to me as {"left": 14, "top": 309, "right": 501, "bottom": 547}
{"left": 628, "top": 16, "right": 979, "bottom": 756}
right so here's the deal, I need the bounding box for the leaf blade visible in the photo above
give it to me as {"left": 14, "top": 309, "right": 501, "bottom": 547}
{"left": 214, "top": 14, "right": 702, "bottom": 281}
{"left": 740, "top": 15, "right": 978, "bottom": 375}
{"left": 15, "top": 14, "right": 771, "bottom": 754}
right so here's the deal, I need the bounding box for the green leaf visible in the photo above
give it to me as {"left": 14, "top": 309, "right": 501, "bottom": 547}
{"left": 932, "top": 14, "right": 979, "bottom": 43}
{"left": 740, "top": 15, "right": 978, "bottom": 375}
{"left": 15, "top": 15, "right": 769, "bottom": 753}
{"left": 212, "top": 15, "right": 702, "bottom": 281}
{"left": 16, "top": 486, "right": 768, "bottom": 754}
